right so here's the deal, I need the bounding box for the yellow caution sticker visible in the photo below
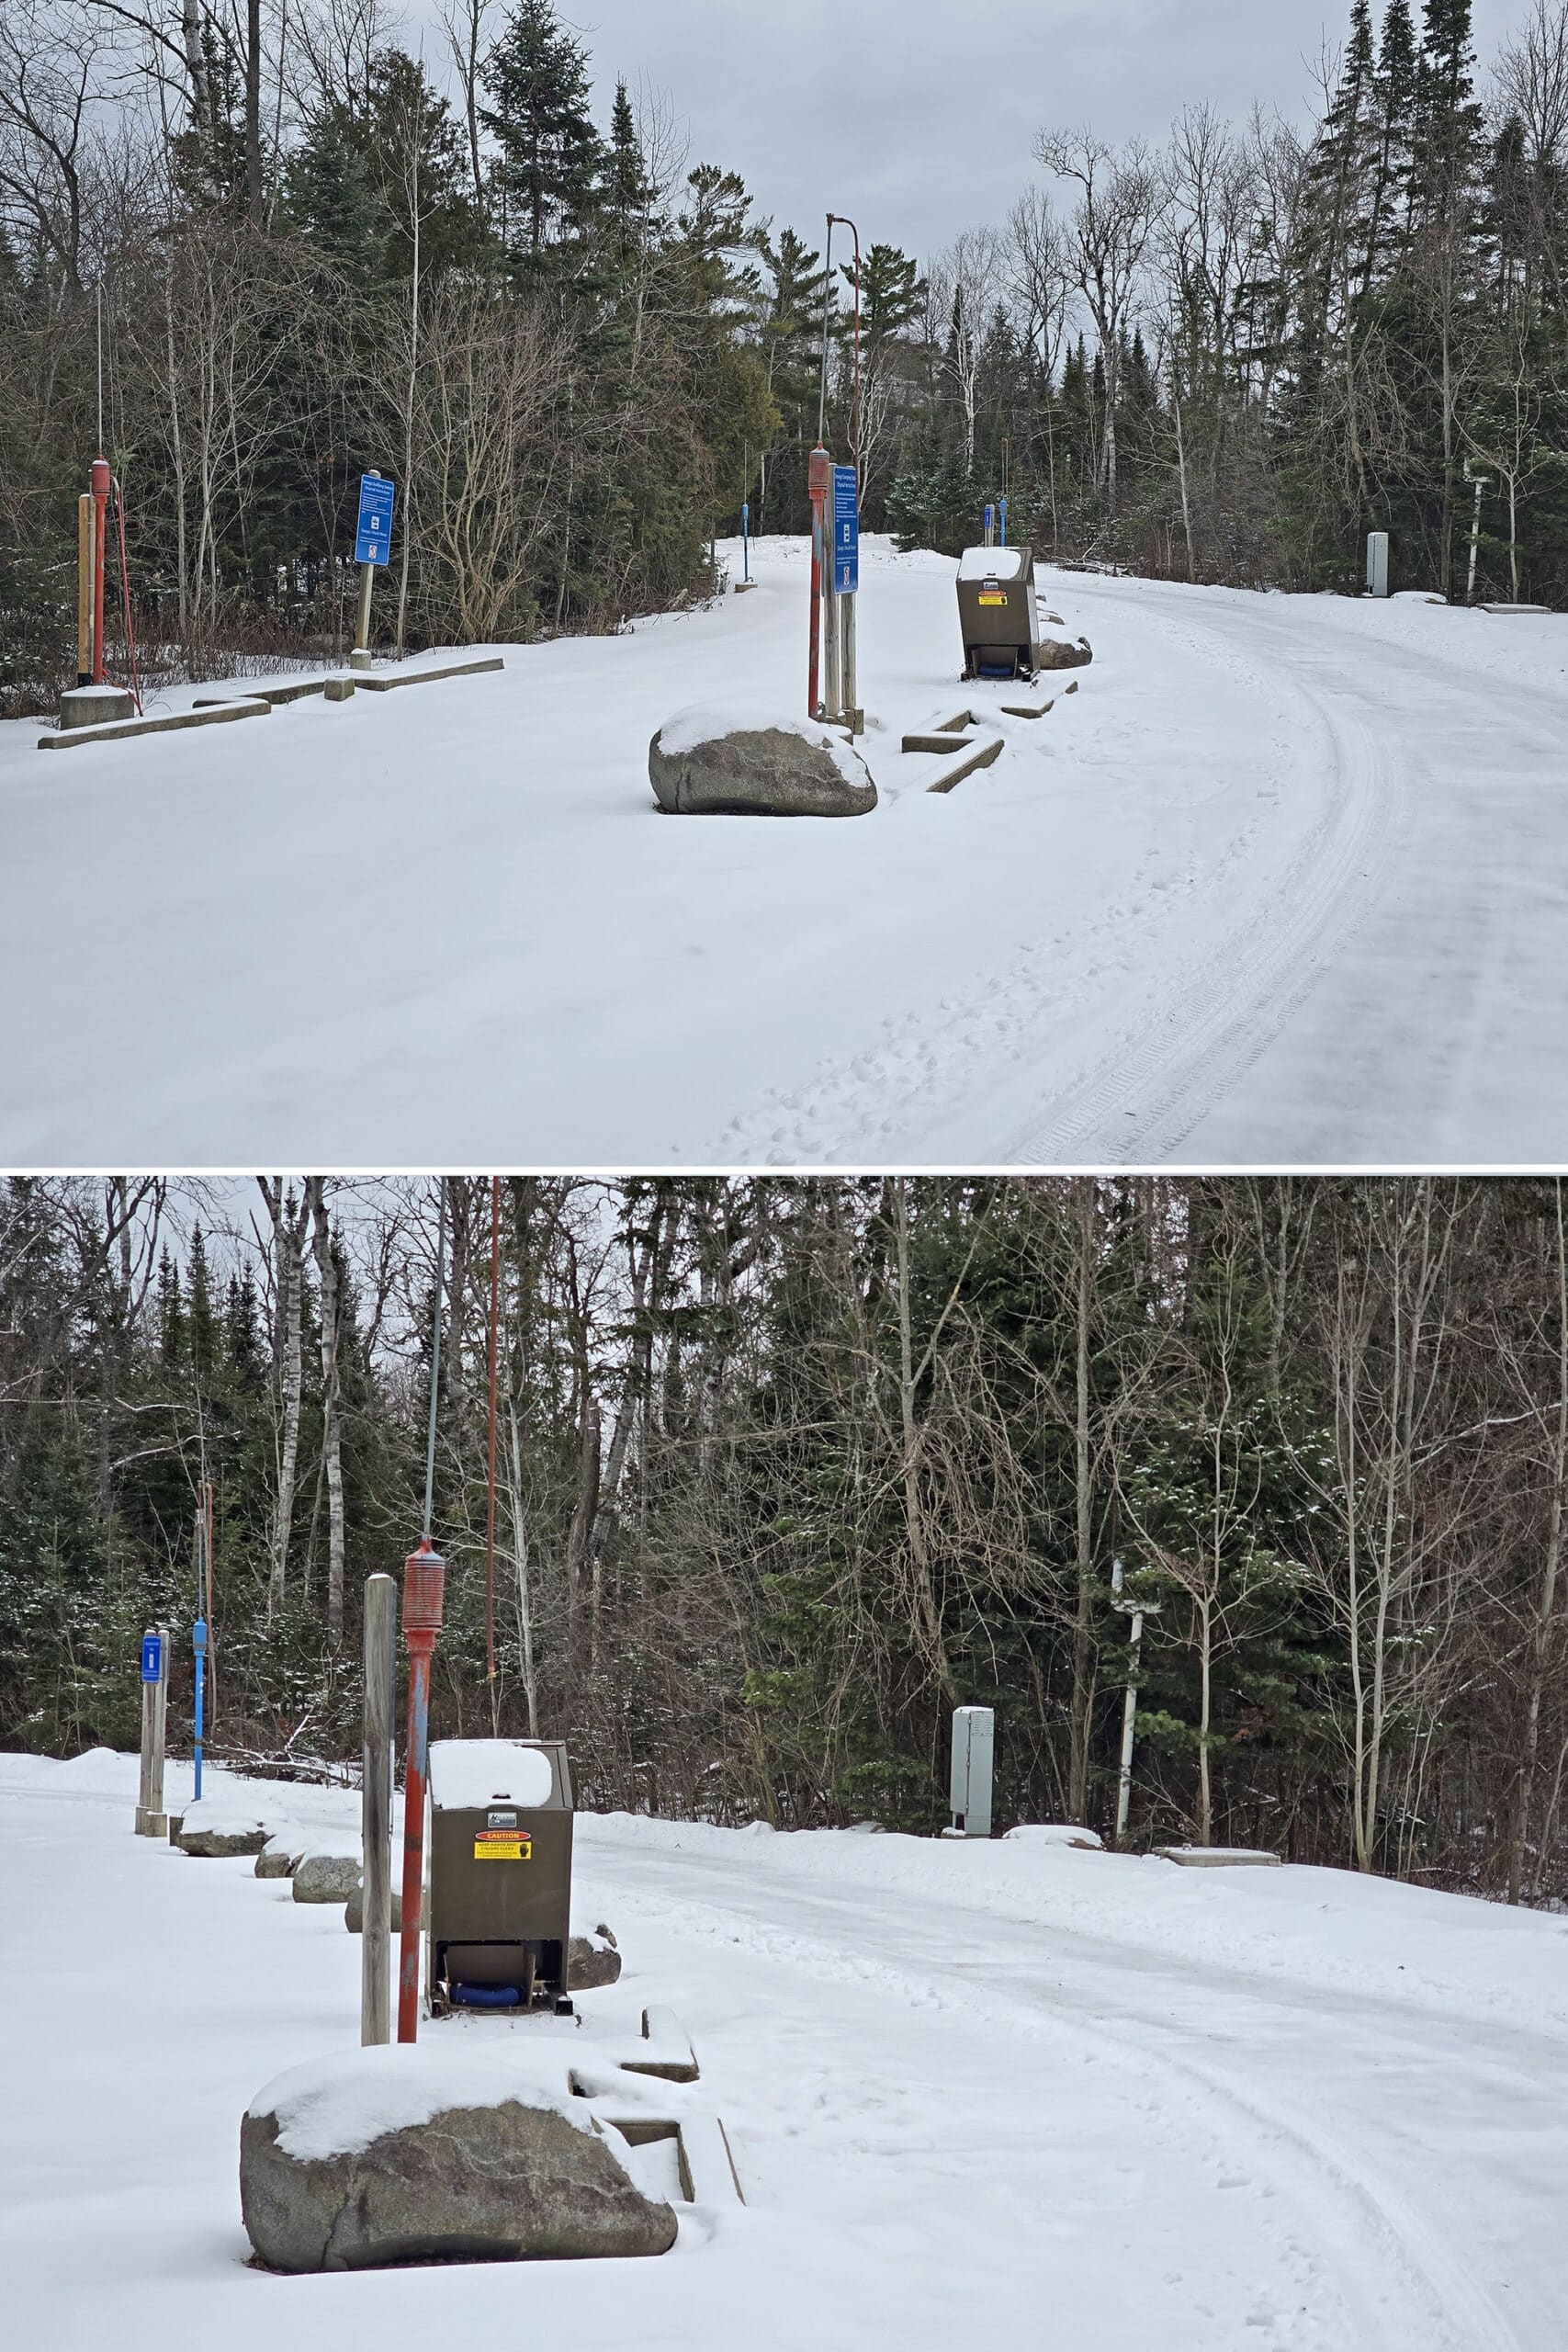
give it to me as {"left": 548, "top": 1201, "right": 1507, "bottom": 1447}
{"left": 473, "top": 1833, "right": 531, "bottom": 1860}
{"left": 977, "top": 591, "right": 1008, "bottom": 606}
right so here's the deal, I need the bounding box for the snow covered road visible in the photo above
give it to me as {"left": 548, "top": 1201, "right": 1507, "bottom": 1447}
{"left": 2, "top": 540, "right": 1566, "bottom": 1164}
{"left": 4, "top": 1751, "right": 1564, "bottom": 2352}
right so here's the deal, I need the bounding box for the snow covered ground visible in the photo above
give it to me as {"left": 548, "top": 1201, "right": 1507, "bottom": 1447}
{"left": 4, "top": 1747, "right": 1565, "bottom": 2351}
{"left": 2, "top": 537, "right": 1566, "bottom": 1166}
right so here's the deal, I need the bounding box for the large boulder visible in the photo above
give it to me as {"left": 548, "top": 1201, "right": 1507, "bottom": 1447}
{"left": 344, "top": 1883, "right": 423, "bottom": 1934}
{"left": 254, "top": 1837, "right": 301, "bottom": 1880}
{"left": 649, "top": 707, "right": 875, "bottom": 818}
{"left": 241, "top": 2046, "right": 677, "bottom": 2272}
{"left": 568, "top": 1930, "right": 622, "bottom": 1991}
{"left": 292, "top": 1850, "right": 362, "bottom": 1905}
{"left": 177, "top": 1795, "right": 287, "bottom": 1859}
{"left": 1034, "top": 636, "right": 1093, "bottom": 672}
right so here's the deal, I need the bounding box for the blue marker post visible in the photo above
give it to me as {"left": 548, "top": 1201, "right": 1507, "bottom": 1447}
{"left": 999, "top": 496, "right": 1008, "bottom": 548}
{"left": 984, "top": 502, "right": 997, "bottom": 549}
{"left": 192, "top": 1617, "right": 208, "bottom": 1803}
{"left": 135, "top": 1626, "right": 169, "bottom": 1836}
{"left": 350, "top": 471, "right": 395, "bottom": 672}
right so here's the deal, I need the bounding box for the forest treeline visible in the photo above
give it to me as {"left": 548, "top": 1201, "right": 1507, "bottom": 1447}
{"left": 4, "top": 1175, "right": 1568, "bottom": 1905}
{"left": 6, "top": 0, "right": 1568, "bottom": 718}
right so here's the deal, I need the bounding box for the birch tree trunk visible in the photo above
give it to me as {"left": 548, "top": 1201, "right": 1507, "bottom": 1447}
{"left": 306, "top": 1177, "right": 345, "bottom": 1646}
{"left": 258, "top": 1178, "right": 310, "bottom": 1621}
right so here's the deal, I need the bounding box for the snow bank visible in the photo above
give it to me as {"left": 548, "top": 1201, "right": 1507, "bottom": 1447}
{"left": 654, "top": 703, "right": 872, "bottom": 789}
{"left": 428, "top": 1739, "right": 554, "bottom": 1809}
{"left": 247, "top": 2043, "right": 593, "bottom": 2162}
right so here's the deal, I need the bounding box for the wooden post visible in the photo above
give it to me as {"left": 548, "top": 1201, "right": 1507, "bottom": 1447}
{"left": 77, "top": 496, "right": 95, "bottom": 685}
{"left": 351, "top": 560, "right": 376, "bottom": 672}
{"left": 361, "top": 1573, "right": 397, "bottom": 2047}
{"left": 135, "top": 1624, "right": 169, "bottom": 1836}
{"left": 822, "top": 553, "right": 841, "bottom": 723}
{"left": 840, "top": 592, "right": 860, "bottom": 734}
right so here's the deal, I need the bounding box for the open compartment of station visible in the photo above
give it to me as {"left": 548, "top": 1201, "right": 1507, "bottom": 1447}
{"left": 426, "top": 1737, "right": 574, "bottom": 2017}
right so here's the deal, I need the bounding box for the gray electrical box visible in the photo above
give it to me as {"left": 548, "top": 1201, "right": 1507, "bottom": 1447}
{"left": 426, "top": 1737, "right": 574, "bottom": 2015}
{"left": 1366, "top": 531, "right": 1390, "bottom": 599}
{"left": 949, "top": 1706, "right": 994, "bottom": 1837}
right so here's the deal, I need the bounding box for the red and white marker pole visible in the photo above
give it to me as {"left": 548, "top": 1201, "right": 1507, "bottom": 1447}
{"left": 396, "top": 1538, "right": 445, "bottom": 2042}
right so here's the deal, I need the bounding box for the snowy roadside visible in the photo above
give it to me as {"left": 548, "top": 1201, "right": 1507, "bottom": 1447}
{"left": 3, "top": 1748, "right": 1563, "bottom": 2351}
{"left": 6, "top": 537, "right": 1567, "bottom": 1165}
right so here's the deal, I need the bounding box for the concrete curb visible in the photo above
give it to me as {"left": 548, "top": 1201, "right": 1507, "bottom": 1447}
{"left": 38, "top": 698, "right": 271, "bottom": 751}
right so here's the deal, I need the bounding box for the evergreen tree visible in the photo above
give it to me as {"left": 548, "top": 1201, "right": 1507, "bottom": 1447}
{"left": 481, "top": 0, "right": 604, "bottom": 264}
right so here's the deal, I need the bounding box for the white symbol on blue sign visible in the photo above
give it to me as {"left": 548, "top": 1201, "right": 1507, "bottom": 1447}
{"left": 832, "top": 465, "right": 859, "bottom": 595}
{"left": 141, "top": 1634, "right": 164, "bottom": 1684}
{"left": 355, "top": 473, "right": 395, "bottom": 566}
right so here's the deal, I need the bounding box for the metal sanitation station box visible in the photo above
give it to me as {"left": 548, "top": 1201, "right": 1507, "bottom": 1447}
{"left": 426, "top": 1737, "right": 574, "bottom": 2014}
{"left": 956, "top": 545, "right": 1043, "bottom": 682}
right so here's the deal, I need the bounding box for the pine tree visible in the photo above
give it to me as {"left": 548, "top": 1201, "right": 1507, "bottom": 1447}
{"left": 481, "top": 0, "right": 604, "bottom": 264}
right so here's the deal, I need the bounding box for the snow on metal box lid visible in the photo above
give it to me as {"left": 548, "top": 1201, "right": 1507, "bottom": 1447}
{"left": 958, "top": 545, "right": 1025, "bottom": 581}
{"left": 429, "top": 1737, "right": 555, "bottom": 1810}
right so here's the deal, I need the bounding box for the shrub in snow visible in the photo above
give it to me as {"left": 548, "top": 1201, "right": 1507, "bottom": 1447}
{"left": 240, "top": 2044, "right": 677, "bottom": 2271}
{"left": 649, "top": 707, "right": 876, "bottom": 818}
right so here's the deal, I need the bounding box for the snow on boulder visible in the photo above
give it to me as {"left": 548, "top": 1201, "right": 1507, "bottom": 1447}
{"left": 240, "top": 2044, "right": 677, "bottom": 2272}
{"left": 1005, "top": 1824, "right": 1104, "bottom": 1850}
{"left": 567, "top": 1930, "right": 622, "bottom": 1992}
{"left": 1155, "top": 1846, "right": 1281, "bottom": 1868}
{"left": 176, "top": 1793, "right": 290, "bottom": 1858}
{"left": 1034, "top": 635, "right": 1093, "bottom": 671}
{"left": 254, "top": 1832, "right": 304, "bottom": 1880}
{"left": 649, "top": 707, "right": 876, "bottom": 818}
{"left": 291, "top": 1849, "right": 362, "bottom": 1904}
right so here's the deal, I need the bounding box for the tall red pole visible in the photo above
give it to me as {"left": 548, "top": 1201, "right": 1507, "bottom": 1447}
{"left": 807, "top": 441, "right": 831, "bottom": 718}
{"left": 397, "top": 1538, "right": 445, "bottom": 2043}
{"left": 485, "top": 1175, "right": 501, "bottom": 1726}
{"left": 90, "top": 456, "right": 110, "bottom": 684}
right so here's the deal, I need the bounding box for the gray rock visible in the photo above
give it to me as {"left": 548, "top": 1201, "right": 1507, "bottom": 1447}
{"left": 179, "top": 1825, "right": 270, "bottom": 1858}
{"left": 568, "top": 1933, "right": 623, "bottom": 1991}
{"left": 649, "top": 721, "right": 875, "bottom": 818}
{"left": 1034, "top": 636, "right": 1093, "bottom": 671}
{"left": 240, "top": 2098, "right": 677, "bottom": 2272}
{"left": 254, "top": 1841, "right": 299, "bottom": 1880}
{"left": 292, "top": 1852, "right": 362, "bottom": 1904}
{"left": 344, "top": 1883, "right": 421, "bottom": 1934}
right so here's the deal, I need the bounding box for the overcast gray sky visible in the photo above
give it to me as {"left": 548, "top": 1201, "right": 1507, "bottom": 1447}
{"left": 411, "top": 0, "right": 1540, "bottom": 261}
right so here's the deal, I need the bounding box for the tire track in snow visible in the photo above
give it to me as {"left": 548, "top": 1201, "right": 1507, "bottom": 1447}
{"left": 590, "top": 1833, "right": 1525, "bottom": 2352}
{"left": 1003, "top": 592, "right": 1401, "bottom": 1164}
{"left": 713, "top": 579, "right": 1397, "bottom": 1169}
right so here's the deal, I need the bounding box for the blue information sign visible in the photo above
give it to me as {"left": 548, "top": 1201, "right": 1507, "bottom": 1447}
{"left": 832, "top": 465, "right": 859, "bottom": 594}
{"left": 141, "top": 1634, "right": 164, "bottom": 1685}
{"left": 355, "top": 473, "right": 395, "bottom": 566}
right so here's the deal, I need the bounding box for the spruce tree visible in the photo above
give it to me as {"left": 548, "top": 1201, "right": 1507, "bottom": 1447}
{"left": 481, "top": 0, "right": 604, "bottom": 263}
